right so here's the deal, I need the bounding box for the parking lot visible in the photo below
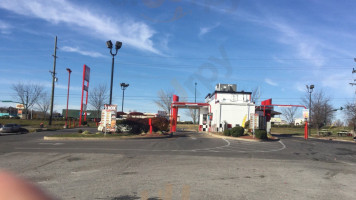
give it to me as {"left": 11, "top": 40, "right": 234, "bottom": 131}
{"left": 1, "top": 129, "right": 356, "bottom": 199}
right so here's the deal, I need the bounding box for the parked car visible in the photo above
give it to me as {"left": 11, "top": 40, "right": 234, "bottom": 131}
{"left": 0, "top": 123, "right": 21, "bottom": 134}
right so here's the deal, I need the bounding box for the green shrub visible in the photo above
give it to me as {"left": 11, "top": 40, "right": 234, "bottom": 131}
{"left": 77, "top": 129, "right": 83, "bottom": 133}
{"left": 244, "top": 120, "right": 250, "bottom": 128}
{"left": 231, "top": 126, "right": 245, "bottom": 137}
{"left": 223, "top": 129, "right": 231, "bottom": 136}
{"left": 81, "top": 121, "right": 88, "bottom": 126}
{"left": 255, "top": 129, "right": 267, "bottom": 139}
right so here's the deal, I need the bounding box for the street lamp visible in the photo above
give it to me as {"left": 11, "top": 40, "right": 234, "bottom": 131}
{"left": 106, "top": 40, "right": 122, "bottom": 105}
{"left": 120, "top": 83, "right": 129, "bottom": 112}
{"left": 306, "top": 84, "right": 314, "bottom": 136}
{"left": 65, "top": 68, "right": 72, "bottom": 128}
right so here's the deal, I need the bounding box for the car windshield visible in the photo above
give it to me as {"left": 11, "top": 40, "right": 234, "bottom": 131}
{"left": 4, "top": 124, "right": 13, "bottom": 127}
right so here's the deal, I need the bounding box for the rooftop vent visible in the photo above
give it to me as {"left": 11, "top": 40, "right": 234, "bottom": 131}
{"left": 215, "top": 84, "right": 237, "bottom": 92}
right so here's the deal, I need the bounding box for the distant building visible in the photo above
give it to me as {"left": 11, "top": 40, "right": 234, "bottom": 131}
{"left": 294, "top": 118, "right": 305, "bottom": 126}
{"left": 61, "top": 109, "right": 98, "bottom": 120}
{"left": 271, "top": 117, "right": 288, "bottom": 125}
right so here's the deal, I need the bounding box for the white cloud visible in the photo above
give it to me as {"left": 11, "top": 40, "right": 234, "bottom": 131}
{"left": 269, "top": 21, "right": 325, "bottom": 67}
{"left": 264, "top": 78, "right": 278, "bottom": 86}
{"left": 61, "top": 46, "right": 104, "bottom": 58}
{"left": 199, "top": 23, "right": 220, "bottom": 36}
{"left": 0, "top": 20, "right": 11, "bottom": 34}
{"left": 0, "top": 0, "right": 159, "bottom": 54}
{"left": 295, "top": 84, "right": 306, "bottom": 92}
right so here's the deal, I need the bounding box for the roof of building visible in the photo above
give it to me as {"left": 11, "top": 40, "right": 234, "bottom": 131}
{"left": 205, "top": 90, "right": 252, "bottom": 99}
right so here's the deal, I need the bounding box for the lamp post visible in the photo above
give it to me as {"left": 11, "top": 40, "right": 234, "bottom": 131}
{"left": 106, "top": 40, "right": 122, "bottom": 105}
{"left": 65, "top": 68, "right": 72, "bottom": 128}
{"left": 120, "top": 83, "right": 129, "bottom": 112}
{"left": 306, "top": 84, "right": 314, "bottom": 136}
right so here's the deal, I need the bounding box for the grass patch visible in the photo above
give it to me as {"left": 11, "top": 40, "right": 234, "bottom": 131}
{"left": 272, "top": 126, "right": 355, "bottom": 141}
{"left": 0, "top": 119, "right": 97, "bottom": 129}
{"left": 177, "top": 124, "right": 199, "bottom": 131}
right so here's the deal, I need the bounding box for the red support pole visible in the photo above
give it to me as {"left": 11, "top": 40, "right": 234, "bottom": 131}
{"left": 79, "top": 65, "right": 86, "bottom": 126}
{"left": 171, "top": 95, "right": 179, "bottom": 133}
{"left": 84, "top": 81, "right": 89, "bottom": 122}
{"left": 304, "top": 121, "right": 308, "bottom": 140}
{"left": 149, "top": 118, "right": 152, "bottom": 134}
{"left": 170, "top": 104, "right": 173, "bottom": 133}
{"left": 69, "top": 119, "right": 71, "bottom": 128}
{"left": 73, "top": 119, "right": 75, "bottom": 128}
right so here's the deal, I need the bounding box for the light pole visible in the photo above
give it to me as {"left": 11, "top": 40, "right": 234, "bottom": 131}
{"left": 306, "top": 84, "right": 314, "bottom": 136}
{"left": 65, "top": 68, "right": 72, "bottom": 128}
{"left": 120, "top": 83, "right": 129, "bottom": 112}
{"left": 106, "top": 40, "right": 122, "bottom": 105}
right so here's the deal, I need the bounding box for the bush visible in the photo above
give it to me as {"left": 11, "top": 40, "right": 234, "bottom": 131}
{"left": 255, "top": 129, "right": 267, "bottom": 139}
{"left": 77, "top": 129, "right": 83, "bottom": 133}
{"left": 116, "top": 117, "right": 169, "bottom": 134}
{"left": 152, "top": 117, "right": 169, "bottom": 132}
{"left": 223, "top": 129, "right": 231, "bottom": 136}
{"left": 231, "top": 126, "right": 245, "bottom": 137}
{"left": 81, "top": 121, "right": 88, "bottom": 126}
{"left": 244, "top": 120, "right": 250, "bottom": 128}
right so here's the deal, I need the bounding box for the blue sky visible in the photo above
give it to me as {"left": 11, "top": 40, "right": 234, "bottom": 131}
{"left": 0, "top": 0, "right": 355, "bottom": 121}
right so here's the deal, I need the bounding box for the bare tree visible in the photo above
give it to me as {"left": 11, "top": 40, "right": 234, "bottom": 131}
{"left": 154, "top": 90, "right": 175, "bottom": 115}
{"left": 302, "top": 89, "right": 334, "bottom": 134}
{"left": 251, "top": 86, "right": 261, "bottom": 103}
{"left": 333, "top": 119, "right": 344, "bottom": 127}
{"left": 184, "top": 109, "right": 198, "bottom": 124}
{"left": 281, "top": 107, "right": 298, "bottom": 124}
{"left": 89, "top": 84, "right": 108, "bottom": 118}
{"left": 12, "top": 82, "right": 44, "bottom": 119}
{"left": 344, "top": 102, "right": 356, "bottom": 131}
{"left": 36, "top": 92, "right": 51, "bottom": 119}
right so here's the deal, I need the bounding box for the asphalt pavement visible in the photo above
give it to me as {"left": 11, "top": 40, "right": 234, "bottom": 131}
{"left": 0, "top": 129, "right": 355, "bottom": 200}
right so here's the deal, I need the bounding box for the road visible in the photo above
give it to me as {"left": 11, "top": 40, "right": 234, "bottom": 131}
{"left": 1, "top": 129, "right": 356, "bottom": 200}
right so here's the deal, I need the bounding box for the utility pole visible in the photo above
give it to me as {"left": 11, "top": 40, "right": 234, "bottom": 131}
{"left": 350, "top": 60, "right": 356, "bottom": 132}
{"left": 25, "top": 91, "right": 28, "bottom": 120}
{"left": 49, "top": 36, "right": 58, "bottom": 125}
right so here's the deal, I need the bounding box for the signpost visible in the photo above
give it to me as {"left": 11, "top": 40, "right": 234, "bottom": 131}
{"left": 100, "top": 104, "right": 117, "bottom": 133}
{"left": 79, "top": 65, "right": 90, "bottom": 126}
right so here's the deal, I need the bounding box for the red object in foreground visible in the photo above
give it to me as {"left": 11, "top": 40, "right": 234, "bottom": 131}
{"left": 304, "top": 121, "right": 308, "bottom": 140}
{"left": 149, "top": 118, "right": 152, "bottom": 134}
{"left": 79, "top": 65, "right": 90, "bottom": 126}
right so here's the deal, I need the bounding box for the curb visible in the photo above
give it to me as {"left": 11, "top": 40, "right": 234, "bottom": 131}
{"left": 273, "top": 133, "right": 356, "bottom": 143}
{"left": 201, "top": 132, "right": 262, "bottom": 142}
{"left": 43, "top": 135, "right": 171, "bottom": 141}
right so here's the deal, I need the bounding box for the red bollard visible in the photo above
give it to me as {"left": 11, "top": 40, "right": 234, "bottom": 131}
{"left": 304, "top": 121, "right": 308, "bottom": 140}
{"left": 73, "top": 119, "right": 75, "bottom": 128}
{"left": 69, "top": 120, "right": 71, "bottom": 128}
{"left": 149, "top": 118, "right": 152, "bottom": 134}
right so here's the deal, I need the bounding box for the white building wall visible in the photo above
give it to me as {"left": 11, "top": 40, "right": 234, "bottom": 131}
{"left": 200, "top": 91, "right": 255, "bottom": 132}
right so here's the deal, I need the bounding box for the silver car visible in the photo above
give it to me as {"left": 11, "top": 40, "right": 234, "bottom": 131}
{"left": 0, "top": 123, "right": 21, "bottom": 134}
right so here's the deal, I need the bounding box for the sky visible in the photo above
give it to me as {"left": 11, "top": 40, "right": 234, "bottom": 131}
{"left": 0, "top": 0, "right": 356, "bottom": 121}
